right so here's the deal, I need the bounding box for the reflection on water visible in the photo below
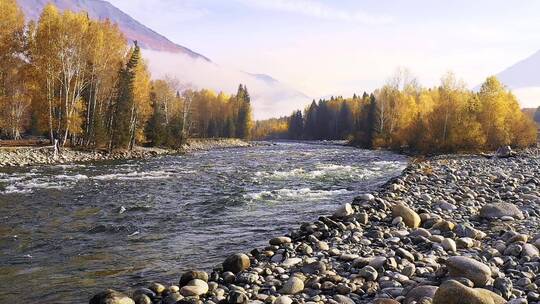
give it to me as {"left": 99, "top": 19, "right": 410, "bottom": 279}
{"left": 0, "top": 142, "right": 406, "bottom": 303}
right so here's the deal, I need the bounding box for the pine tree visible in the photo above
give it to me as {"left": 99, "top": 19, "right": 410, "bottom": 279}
{"left": 304, "top": 100, "right": 318, "bottom": 139}
{"left": 288, "top": 110, "right": 304, "bottom": 139}
{"left": 365, "top": 94, "right": 378, "bottom": 148}
{"left": 337, "top": 103, "right": 353, "bottom": 138}
{"left": 111, "top": 42, "right": 140, "bottom": 150}
{"left": 146, "top": 90, "right": 167, "bottom": 146}
{"left": 235, "top": 84, "right": 252, "bottom": 139}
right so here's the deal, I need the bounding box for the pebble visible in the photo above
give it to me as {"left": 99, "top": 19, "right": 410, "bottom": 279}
{"left": 442, "top": 238, "right": 457, "bottom": 252}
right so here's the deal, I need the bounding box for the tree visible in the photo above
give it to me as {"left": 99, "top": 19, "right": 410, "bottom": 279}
{"left": 0, "top": 0, "right": 29, "bottom": 139}
{"left": 234, "top": 84, "right": 252, "bottom": 139}
{"left": 476, "top": 76, "right": 532, "bottom": 149}
{"left": 31, "top": 4, "right": 62, "bottom": 142}
{"left": 304, "top": 100, "right": 318, "bottom": 139}
{"left": 112, "top": 42, "right": 140, "bottom": 150}
{"left": 288, "top": 110, "right": 303, "bottom": 139}
{"left": 84, "top": 19, "right": 127, "bottom": 147}
{"left": 337, "top": 103, "right": 354, "bottom": 138}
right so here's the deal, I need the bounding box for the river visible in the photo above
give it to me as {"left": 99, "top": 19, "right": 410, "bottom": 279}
{"left": 0, "top": 142, "right": 407, "bottom": 303}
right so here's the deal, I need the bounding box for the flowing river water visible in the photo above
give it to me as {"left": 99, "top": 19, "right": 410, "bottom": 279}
{"left": 0, "top": 142, "right": 407, "bottom": 303}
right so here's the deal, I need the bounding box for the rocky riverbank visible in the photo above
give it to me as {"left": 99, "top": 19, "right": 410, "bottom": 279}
{"left": 89, "top": 147, "right": 540, "bottom": 304}
{"left": 0, "top": 138, "right": 251, "bottom": 167}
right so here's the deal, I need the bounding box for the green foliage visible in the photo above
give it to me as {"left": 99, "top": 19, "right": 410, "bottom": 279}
{"left": 112, "top": 43, "right": 140, "bottom": 150}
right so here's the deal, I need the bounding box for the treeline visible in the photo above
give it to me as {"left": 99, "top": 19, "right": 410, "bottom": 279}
{"left": 256, "top": 71, "right": 537, "bottom": 153}
{"left": 0, "top": 0, "right": 252, "bottom": 150}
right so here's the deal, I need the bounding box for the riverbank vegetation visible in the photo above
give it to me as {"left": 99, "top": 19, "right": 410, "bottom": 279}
{"left": 0, "top": 0, "right": 252, "bottom": 150}
{"left": 256, "top": 70, "right": 537, "bottom": 153}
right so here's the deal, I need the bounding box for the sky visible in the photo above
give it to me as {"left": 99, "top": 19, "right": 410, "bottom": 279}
{"left": 108, "top": 0, "right": 540, "bottom": 107}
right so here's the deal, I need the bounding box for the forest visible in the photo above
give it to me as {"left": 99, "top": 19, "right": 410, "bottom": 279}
{"left": 1, "top": 0, "right": 537, "bottom": 154}
{"left": 256, "top": 70, "right": 538, "bottom": 153}
{"left": 0, "top": 0, "right": 253, "bottom": 150}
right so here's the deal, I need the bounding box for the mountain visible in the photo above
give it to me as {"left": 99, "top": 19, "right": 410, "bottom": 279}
{"left": 17, "top": 0, "right": 208, "bottom": 59}
{"left": 16, "top": 0, "right": 310, "bottom": 119}
{"left": 496, "top": 50, "right": 540, "bottom": 108}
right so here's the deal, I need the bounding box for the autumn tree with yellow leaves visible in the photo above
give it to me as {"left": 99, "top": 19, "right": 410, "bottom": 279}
{"left": 0, "top": 0, "right": 254, "bottom": 149}
{"left": 0, "top": 0, "right": 29, "bottom": 139}
{"left": 256, "top": 70, "right": 536, "bottom": 154}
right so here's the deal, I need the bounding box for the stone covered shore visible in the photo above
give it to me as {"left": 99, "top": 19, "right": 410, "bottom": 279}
{"left": 0, "top": 138, "right": 251, "bottom": 167}
{"left": 94, "top": 148, "right": 540, "bottom": 304}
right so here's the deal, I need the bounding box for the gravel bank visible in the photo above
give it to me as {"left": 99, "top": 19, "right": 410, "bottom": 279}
{"left": 0, "top": 138, "right": 251, "bottom": 167}
{"left": 90, "top": 148, "right": 540, "bottom": 304}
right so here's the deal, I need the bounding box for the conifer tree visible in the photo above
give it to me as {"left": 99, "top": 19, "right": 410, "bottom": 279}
{"left": 288, "top": 110, "right": 304, "bottom": 139}
{"left": 112, "top": 42, "right": 140, "bottom": 150}
{"left": 235, "top": 84, "right": 252, "bottom": 139}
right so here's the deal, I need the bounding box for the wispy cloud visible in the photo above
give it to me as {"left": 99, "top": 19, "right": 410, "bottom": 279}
{"left": 236, "top": 0, "right": 393, "bottom": 25}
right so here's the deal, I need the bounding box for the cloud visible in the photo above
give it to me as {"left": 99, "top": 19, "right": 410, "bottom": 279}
{"left": 235, "top": 0, "right": 392, "bottom": 25}
{"left": 141, "top": 49, "right": 311, "bottom": 119}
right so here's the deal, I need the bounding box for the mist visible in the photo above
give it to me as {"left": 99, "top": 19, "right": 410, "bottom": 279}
{"left": 142, "top": 49, "right": 311, "bottom": 120}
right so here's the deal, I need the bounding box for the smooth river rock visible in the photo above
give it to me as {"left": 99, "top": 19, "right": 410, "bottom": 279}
{"left": 433, "top": 280, "right": 506, "bottom": 304}
{"left": 223, "top": 253, "right": 250, "bottom": 273}
{"left": 405, "top": 285, "right": 438, "bottom": 304}
{"left": 269, "top": 236, "right": 292, "bottom": 246}
{"left": 391, "top": 203, "right": 421, "bottom": 228}
{"left": 479, "top": 203, "right": 524, "bottom": 220}
{"left": 279, "top": 276, "right": 304, "bottom": 294}
{"left": 446, "top": 256, "right": 491, "bottom": 287}
{"left": 179, "top": 270, "right": 208, "bottom": 287}
{"left": 89, "top": 289, "right": 135, "bottom": 304}
{"left": 333, "top": 203, "right": 354, "bottom": 217}
{"left": 179, "top": 279, "right": 209, "bottom": 297}
{"left": 274, "top": 296, "right": 293, "bottom": 304}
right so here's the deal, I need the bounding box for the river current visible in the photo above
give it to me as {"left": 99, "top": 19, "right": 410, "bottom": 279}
{"left": 0, "top": 142, "right": 407, "bottom": 303}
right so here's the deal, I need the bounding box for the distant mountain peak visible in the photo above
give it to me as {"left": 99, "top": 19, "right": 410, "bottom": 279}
{"left": 495, "top": 49, "right": 540, "bottom": 108}
{"left": 497, "top": 50, "right": 540, "bottom": 89}
{"left": 16, "top": 0, "right": 210, "bottom": 61}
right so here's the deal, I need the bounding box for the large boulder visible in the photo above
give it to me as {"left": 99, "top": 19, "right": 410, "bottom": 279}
{"left": 446, "top": 256, "right": 491, "bottom": 287}
{"left": 479, "top": 203, "right": 524, "bottom": 220}
{"left": 391, "top": 204, "right": 421, "bottom": 228}
{"left": 223, "top": 253, "right": 250, "bottom": 273}
{"left": 89, "top": 289, "right": 135, "bottom": 304}
{"left": 433, "top": 280, "right": 505, "bottom": 304}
